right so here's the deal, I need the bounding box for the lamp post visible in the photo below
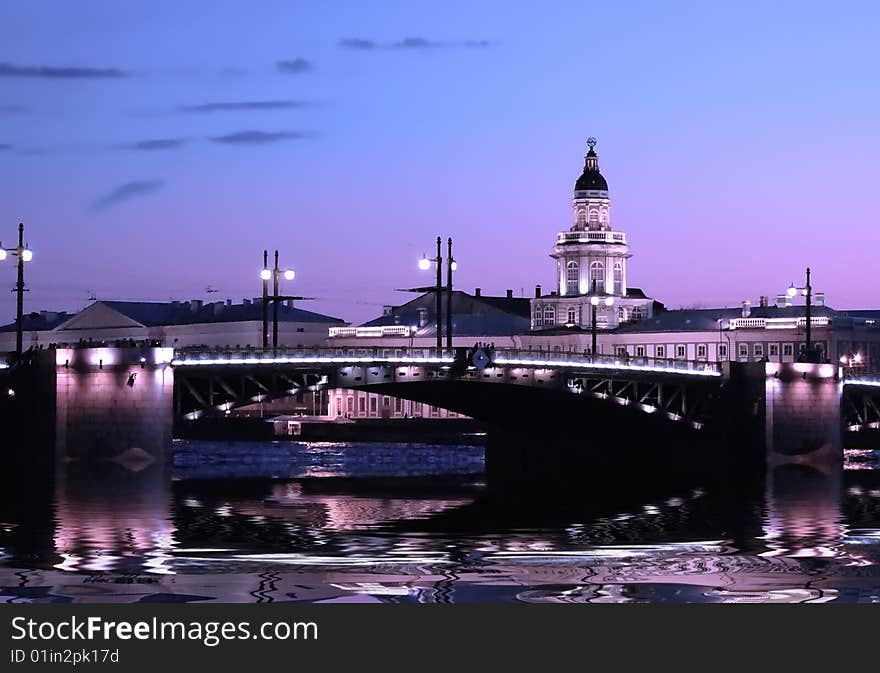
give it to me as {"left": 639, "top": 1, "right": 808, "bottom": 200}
{"left": 1, "top": 223, "right": 34, "bottom": 357}
{"left": 418, "top": 236, "right": 443, "bottom": 350}
{"left": 446, "top": 237, "right": 455, "bottom": 351}
{"left": 786, "top": 267, "right": 818, "bottom": 362}
{"left": 272, "top": 250, "right": 296, "bottom": 349}
{"left": 589, "top": 283, "right": 614, "bottom": 358}
{"left": 260, "top": 249, "right": 296, "bottom": 350}
{"left": 260, "top": 250, "right": 270, "bottom": 348}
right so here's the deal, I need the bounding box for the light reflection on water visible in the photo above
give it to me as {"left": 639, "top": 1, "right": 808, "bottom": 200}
{"left": 2, "top": 442, "right": 880, "bottom": 603}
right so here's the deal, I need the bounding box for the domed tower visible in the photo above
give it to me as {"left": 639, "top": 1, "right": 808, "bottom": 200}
{"left": 531, "top": 138, "right": 654, "bottom": 334}
{"left": 553, "top": 138, "right": 629, "bottom": 299}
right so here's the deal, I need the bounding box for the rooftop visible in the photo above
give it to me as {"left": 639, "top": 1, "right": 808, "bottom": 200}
{"left": 355, "top": 290, "right": 531, "bottom": 338}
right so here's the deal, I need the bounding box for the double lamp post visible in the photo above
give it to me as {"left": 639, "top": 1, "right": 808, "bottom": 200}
{"left": 416, "top": 236, "right": 456, "bottom": 350}
{"left": 260, "top": 249, "right": 297, "bottom": 350}
{"left": 1, "top": 223, "right": 34, "bottom": 357}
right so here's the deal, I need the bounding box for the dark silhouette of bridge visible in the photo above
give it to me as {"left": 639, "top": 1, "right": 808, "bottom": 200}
{"left": 171, "top": 347, "right": 725, "bottom": 431}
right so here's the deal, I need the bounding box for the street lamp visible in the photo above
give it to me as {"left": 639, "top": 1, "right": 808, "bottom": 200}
{"left": 445, "top": 237, "right": 455, "bottom": 351}
{"left": 785, "top": 267, "right": 820, "bottom": 363}
{"left": 1, "top": 223, "right": 34, "bottom": 357}
{"left": 260, "top": 249, "right": 297, "bottom": 349}
{"left": 417, "top": 236, "right": 448, "bottom": 350}
{"left": 589, "top": 288, "right": 614, "bottom": 358}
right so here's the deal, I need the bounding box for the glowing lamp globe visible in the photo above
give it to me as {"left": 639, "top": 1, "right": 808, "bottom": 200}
{"left": 284, "top": 269, "right": 295, "bottom": 281}
{"left": 260, "top": 269, "right": 271, "bottom": 280}
{"left": 418, "top": 256, "right": 431, "bottom": 271}
{"left": 22, "top": 249, "right": 33, "bottom": 262}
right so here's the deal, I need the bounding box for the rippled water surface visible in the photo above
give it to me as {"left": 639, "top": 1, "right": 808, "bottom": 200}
{"left": 2, "top": 441, "right": 880, "bottom": 603}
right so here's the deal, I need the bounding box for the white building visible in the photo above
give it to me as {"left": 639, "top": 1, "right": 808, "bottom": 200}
{"left": 0, "top": 298, "right": 346, "bottom": 351}
{"left": 530, "top": 138, "right": 657, "bottom": 334}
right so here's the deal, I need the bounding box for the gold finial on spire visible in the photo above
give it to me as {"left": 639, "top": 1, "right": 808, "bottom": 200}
{"left": 587, "top": 136, "right": 597, "bottom": 151}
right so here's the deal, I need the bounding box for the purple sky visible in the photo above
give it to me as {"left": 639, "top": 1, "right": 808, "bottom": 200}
{"left": 1, "top": 1, "right": 879, "bottom": 325}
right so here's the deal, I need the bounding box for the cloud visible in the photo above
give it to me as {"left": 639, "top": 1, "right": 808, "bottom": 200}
{"left": 0, "top": 63, "right": 128, "bottom": 78}
{"left": 129, "top": 138, "right": 188, "bottom": 151}
{"left": 338, "top": 38, "right": 377, "bottom": 50}
{"left": 0, "top": 104, "right": 30, "bottom": 114}
{"left": 208, "top": 130, "right": 313, "bottom": 145}
{"left": 93, "top": 180, "right": 165, "bottom": 210}
{"left": 338, "top": 37, "right": 495, "bottom": 51}
{"left": 180, "top": 100, "right": 310, "bottom": 113}
{"left": 276, "top": 58, "right": 314, "bottom": 74}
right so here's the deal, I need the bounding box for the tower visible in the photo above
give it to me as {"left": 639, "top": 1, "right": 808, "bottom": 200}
{"left": 554, "top": 137, "right": 629, "bottom": 298}
{"left": 531, "top": 138, "right": 654, "bottom": 332}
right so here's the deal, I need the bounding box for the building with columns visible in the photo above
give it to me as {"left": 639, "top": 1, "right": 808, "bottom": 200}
{"left": 531, "top": 138, "right": 657, "bottom": 334}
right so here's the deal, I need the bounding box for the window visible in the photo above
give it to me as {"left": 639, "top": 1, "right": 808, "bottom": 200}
{"left": 697, "top": 344, "right": 707, "bottom": 358}
{"left": 783, "top": 343, "right": 794, "bottom": 357}
{"left": 754, "top": 344, "right": 764, "bottom": 358}
{"left": 567, "top": 307, "right": 577, "bottom": 325}
{"left": 590, "top": 261, "right": 605, "bottom": 293}
{"left": 656, "top": 345, "right": 666, "bottom": 358}
{"left": 577, "top": 209, "right": 585, "bottom": 225}
{"left": 613, "top": 262, "right": 623, "bottom": 295}
{"left": 635, "top": 345, "right": 646, "bottom": 357}
{"left": 566, "top": 261, "right": 579, "bottom": 295}
{"left": 718, "top": 343, "right": 728, "bottom": 359}
{"left": 589, "top": 209, "right": 599, "bottom": 223}
{"left": 358, "top": 396, "right": 366, "bottom": 414}
{"left": 369, "top": 397, "right": 378, "bottom": 416}
{"left": 296, "top": 327, "right": 304, "bottom": 333}
{"left": 394, "top": 397, "right": 403, "bottom": 414}
{"left": 335, "top": 396, "right": 343, "bottom": 416}
{"left": 617, "top": 346, "right": 628, "bottom": 357}
{"left": 533, "top": 305, "right": 543, "bottom": 328}
{"left": 430, "top": 405, "right": 440, "bottom": 417}
{"left": 346, "top": 396, "right": 354, "bottom": 413}
{"left": 631, "top": 306, "right": 646, "bottom": 322}
{"left": 676, "top": 345, "right": 687, "bottom": 359}
{"left": 543, "top": 305, "right": 555, "bottom": 325}
{"left": 618, "top": 306, "right": 627, "bottom": 322}
{"left": 769, "top": 344, "right": 779, "bottom": 357}
{"left": 739, "top": 343, "right": 749, "bottom": 359}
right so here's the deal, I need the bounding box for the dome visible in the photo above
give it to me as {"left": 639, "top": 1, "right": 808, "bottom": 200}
{"left": 574, "top": 139, "right": 608, "bottom": 192}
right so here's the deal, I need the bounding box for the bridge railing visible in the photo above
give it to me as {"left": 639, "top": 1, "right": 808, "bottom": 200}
{"left": 172, "top": 346, "right": 722, "bottom": 376}
{"left": 489, "top": 349, "right": 722, "bottom": 376}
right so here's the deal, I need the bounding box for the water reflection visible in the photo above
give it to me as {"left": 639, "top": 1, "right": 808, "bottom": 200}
{"left": 2, "top": 442, "right": 880, "bottom": 603}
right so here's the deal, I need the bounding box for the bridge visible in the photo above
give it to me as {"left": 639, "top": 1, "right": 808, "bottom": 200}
{"left": 170, "top": 346, "right": 724, "bottom": 430}
{"left": 3, "top": 345, "right": 880, "bottom": 485}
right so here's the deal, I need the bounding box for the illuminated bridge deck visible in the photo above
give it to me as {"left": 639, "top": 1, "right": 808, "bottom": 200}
{"left": 170, "top": 347, "right": 723, "bottom": 379}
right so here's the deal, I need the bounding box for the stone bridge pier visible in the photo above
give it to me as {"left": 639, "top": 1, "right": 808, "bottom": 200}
{"left": 765, "top": 362, "right": 842, "bottom": 468}
{"left": 52, "top": 347, "right": 175, "bottom": 472}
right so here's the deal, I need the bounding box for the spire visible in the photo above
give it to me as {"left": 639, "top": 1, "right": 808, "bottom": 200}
{"left": 585, "top": 137, "right": 599, "bottom": 171}
{"left": 575, "top": 136, "right": 608, "bottom": 192}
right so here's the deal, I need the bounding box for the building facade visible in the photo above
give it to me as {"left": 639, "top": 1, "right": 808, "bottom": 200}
{"left": 0, "top": 298, "right": 346, "bottom": 351}
{"left": 531, "top": 138, "right": 657, "bottom": 333}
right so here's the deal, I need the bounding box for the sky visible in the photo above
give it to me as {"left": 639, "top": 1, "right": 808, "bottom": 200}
{"left": 1, "top": 0, "right": 878, "bottom": 325}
